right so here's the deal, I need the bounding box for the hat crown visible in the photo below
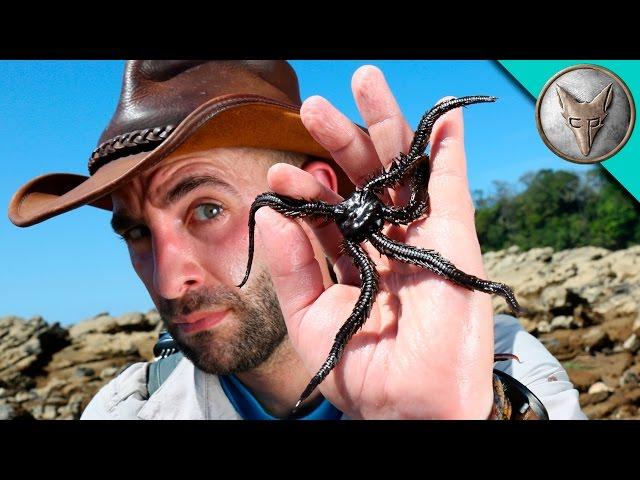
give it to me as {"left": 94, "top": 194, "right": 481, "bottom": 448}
{"left": 8, "top": 60, "right": 355, "bottom": 228}
{"left": 98, "top": 60, "right": 302, "bottom": 147}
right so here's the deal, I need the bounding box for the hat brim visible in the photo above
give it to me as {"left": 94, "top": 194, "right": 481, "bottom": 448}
{"left": 9, "top": 95, "right": 354, "bottom": 227}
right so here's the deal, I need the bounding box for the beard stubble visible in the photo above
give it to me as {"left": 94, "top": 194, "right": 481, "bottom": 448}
{"left": 160, "top": 269, "right": 287, "bottom": 375}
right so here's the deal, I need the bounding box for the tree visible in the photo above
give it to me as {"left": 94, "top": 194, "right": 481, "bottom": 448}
{"left": 473, "top": 167, "right": 640, "bottom": 252}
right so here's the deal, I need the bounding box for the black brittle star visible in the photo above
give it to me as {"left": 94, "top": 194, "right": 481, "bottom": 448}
{"left": 237, "top": 96, "right": 522, "bottom": 417}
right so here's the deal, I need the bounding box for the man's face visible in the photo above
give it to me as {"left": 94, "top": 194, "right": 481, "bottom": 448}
{"left": 110, "top": 148, "right": 288, "bottom": 375}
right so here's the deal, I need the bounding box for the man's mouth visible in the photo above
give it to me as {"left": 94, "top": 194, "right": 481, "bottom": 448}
{"left": 172, "top": 309, "right": 230, "bottom": 334}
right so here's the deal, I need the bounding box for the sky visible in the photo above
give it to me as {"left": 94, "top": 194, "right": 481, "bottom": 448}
{"left": 0, "top": 60, "right": 593, "bottom": 326}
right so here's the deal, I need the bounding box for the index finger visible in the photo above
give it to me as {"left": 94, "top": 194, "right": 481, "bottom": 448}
{"left": 300, "top": 95, "right": 381, "bottom": 187}
{"left": 351, "top": 65, "right": 415, "bottom": 206}
{"left": 351, "top": 66, "right": 414, "bottom": 173}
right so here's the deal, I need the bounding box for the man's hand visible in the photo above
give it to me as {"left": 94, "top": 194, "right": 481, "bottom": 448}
{"left": 255, "top": 65, "right": 495, "bottom": 419}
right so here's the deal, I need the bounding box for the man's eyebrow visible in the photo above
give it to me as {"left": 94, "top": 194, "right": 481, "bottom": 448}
{"left": 164, "top": 174, "right": 237, "bottom": 205}
{"left": 110, "top": 174, "right": 237, "bottom": 234}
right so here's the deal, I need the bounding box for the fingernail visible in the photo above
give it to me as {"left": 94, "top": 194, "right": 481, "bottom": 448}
{"left": 436, "top": 95, "right": 456, "bottom": 106}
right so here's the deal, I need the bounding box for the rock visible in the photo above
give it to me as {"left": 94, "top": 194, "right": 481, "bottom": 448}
{"left": 577, "top": 287, "right": 605, "bottom": 305}
{"left": 0, "top": 316, "right": 69, "bottom": 386}
{"left": 599, "top": 353, "right": 635, "bottom": 388}
{"left": 115, "top": 312, "right": 155, "bottom": 332}
{"left": 75, "top": 367, "right": 95, "bottom": 378}
{"left": 541, "top": 287, "right": 568, "bottom": 311}
{"left": 593, "top": 296, "right": 638, "bottom": 324}
{"left": 48, "top": 331, "right": 156, "bottom": 371}
{"left": 609, "top": 248, "right": 640, "bottom": 283}
{"left": 538, "top": 330, "right": 584, "bottom": 360}
{"left": 633, "top": 317, "right": 640, "bottom": 336}
{"left": 580, "top": 382, "right": 615, "bottom": 406}
{"left": 580, "top": 390, "right": 610, "bottom": 406}
{"left": 588, "top": 381, "right": 614, "bottom": 394}
{"left": 537, "top": 321, "right": 551, "bottom": 333}
{"left": 551, "top": 315, "right": 575, "bottom": 330}
{"left": 601, "top": 317, "right": 636, "bottom": 344}
{"left": 100, "top": 367, "right": 118, "bottom": 379}
{"left": 581, "top": 328, "right": 611, "bottom": 353}
{"left": 528, "top": 247, "right": 554, "bottom": 263}
{"left": 574, "top": 304, "right": 601, "bottom": 327}
{"left": 57, "top": 397, "right": 83, "bottom": 420}
{"left": 620, "top": 365, "right": 640, "bottom": 387}
{"left": 612, "top": 404, "right": 638, "bottom": 419}
{"left": 41, "top": 405, "right": 58, "bottom": 420}
{"left": 572, "top": 246, "right": 610, "bottom": 262}
{"left": 564, "top": 358, "right": 601, "bottom": 392}
{"left": 0, "top": 402, "right": 16, "bottom": 420}
{"left": 564, "top": 353, "right": 633, "bottom": 392}
{"left": 563, "top": 269, "right": 599, "bottom": 292}
{"left": 145, "top": 310, "right": 162, "bottom": 326}
{"left": 68, "top": 314, "right": 117, "bottom": 338}
{"left": 549, "top": 263, "right": 580, "bottom": 285}
{"left": 623, "top": 334, "right": 640, "bottom": 353}
{"left": 0, "top": 401, "right": 33, "bottom": 420}
{"left": 46, "top": 395, "right": 69, "bottom": 406}
{"left": 14, "top": 391, "right": 36, "bottom": 403}
{"left": 69, "top": 311, "right": 161, "bottom": 338}
{"left": 623, "top": 387, "right": 640, "bottom": 404}
{"left": 0, "top": 310, "right": 160, "bottom": 419}
{"left": 582, "top": 392, "right": 628, "bottom": 419}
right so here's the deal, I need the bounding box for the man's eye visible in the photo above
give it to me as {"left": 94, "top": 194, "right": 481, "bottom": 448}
{"left": 122, "top": 226, "right": 149, "bottom": 242}
{"left": 194, "top": 203, "right": 222, "bottom": 221}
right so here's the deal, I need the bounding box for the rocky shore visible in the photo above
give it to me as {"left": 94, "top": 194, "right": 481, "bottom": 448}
{"left": 484, "top": 245, "right": 640, "bottom": 419}
{"left": 1, "top": 244, "right": 639, "bottom": 420}
{"left": 0, "top": 311, "right": 161, "bottom": 420}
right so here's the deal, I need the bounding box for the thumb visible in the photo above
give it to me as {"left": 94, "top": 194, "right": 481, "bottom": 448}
{"left": 255, "top": 208, "right": 326, "bottom": 341}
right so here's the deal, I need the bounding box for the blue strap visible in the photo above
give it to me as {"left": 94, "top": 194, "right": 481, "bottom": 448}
{"left": 219, "top": 374, "right": 343, "bottom": 420}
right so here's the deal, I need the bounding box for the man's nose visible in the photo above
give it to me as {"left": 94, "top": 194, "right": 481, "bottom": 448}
{"left": 151, "top": 227, "right": 205, "bottom": 299}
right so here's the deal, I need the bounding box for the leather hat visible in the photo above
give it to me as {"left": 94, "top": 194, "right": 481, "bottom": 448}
{"left": 8, "top": 60, "right": 353, "bottom": 227}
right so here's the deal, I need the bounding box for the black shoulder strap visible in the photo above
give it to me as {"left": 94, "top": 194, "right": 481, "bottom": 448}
{"left": 146, "top": 352, "right": 184, "bottom": 397}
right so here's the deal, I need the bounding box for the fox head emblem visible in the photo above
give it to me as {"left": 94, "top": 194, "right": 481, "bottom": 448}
{"left": 556, "top": 83, "right": 613, "bottom": 156}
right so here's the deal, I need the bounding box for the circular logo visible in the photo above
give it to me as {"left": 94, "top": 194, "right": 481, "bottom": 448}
{"left": 535, "top": 64, "right": 635, "bottom": 164}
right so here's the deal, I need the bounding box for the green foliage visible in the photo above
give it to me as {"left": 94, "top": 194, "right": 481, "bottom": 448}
{"left": 473, "top": 168, "right": 640, "bottom": 252}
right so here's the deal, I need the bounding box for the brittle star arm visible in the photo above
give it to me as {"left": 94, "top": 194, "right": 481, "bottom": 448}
{"left": 237, "top": 192, "right": 336, "bottom": 288}
{"left": 364, "top": 96, "right": 497, "bottom": 194}
{"left": 407, "top": 95, "right": 497, "bottom": 158}
{"left": 290, "top": 239, "right": 379, "bottom": 415}
{"left": 379, "top": 156, "right": 430, "bottom": 225}
{"left": 368, "top": 231, "right": 521, "bottom": 315}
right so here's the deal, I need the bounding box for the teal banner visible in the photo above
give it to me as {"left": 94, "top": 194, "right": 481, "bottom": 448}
{"left": 499, "top": 60, "right": 639, "bottom": 203}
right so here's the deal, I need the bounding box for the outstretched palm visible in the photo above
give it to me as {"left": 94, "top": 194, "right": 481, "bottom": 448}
{"left": 255, "top": 66, "right": 507, "bottom": 419}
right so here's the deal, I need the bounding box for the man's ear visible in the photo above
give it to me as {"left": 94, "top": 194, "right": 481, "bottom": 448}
{"left": 301, "top": 160, "right": 339, "bottom": 194}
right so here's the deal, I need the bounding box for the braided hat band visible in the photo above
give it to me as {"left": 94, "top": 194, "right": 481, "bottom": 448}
{"left": 88, "top": 125, "right": 176, "bottom": 175}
